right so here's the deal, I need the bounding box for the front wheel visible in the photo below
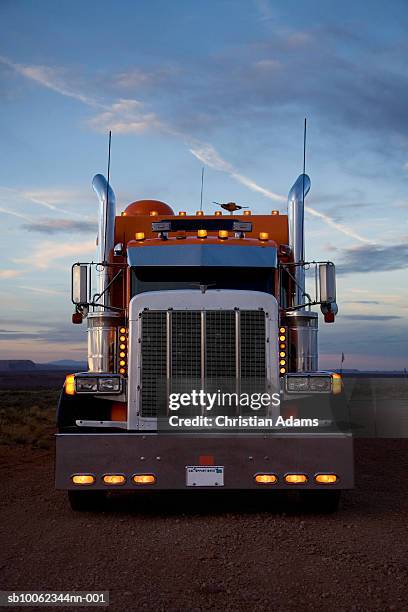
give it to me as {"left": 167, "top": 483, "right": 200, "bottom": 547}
{"left": 299, "top": 490, "right": 341, "bottom": 513}
{"left": 68, "top": 490, "right": 106, "bottom": 512}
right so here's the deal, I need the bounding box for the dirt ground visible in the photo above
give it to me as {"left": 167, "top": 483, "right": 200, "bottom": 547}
{"left": 0, "top": 375, "right": 407, "bottom": 611}
{"left": 1, "top": 442, "right": 408, "bottom": 611}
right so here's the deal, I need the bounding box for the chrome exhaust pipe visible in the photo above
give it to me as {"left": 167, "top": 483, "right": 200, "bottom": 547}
{"left": 87, "top": 174, "right": 119, "bottom": 373}
{"left": 92, "top": 173, "right": 116, "bottom": 304}
{"left": 287, "top": 173, "right": 311, "bottom": 309}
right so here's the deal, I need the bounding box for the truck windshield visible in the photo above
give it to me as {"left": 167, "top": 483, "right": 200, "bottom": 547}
{"left": 131, "top": 267, "right": 275, "bottom": 296}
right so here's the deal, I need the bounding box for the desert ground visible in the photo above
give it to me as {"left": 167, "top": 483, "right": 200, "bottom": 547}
{"left": 0, "top": 371, "right": 407, "bottom": 611}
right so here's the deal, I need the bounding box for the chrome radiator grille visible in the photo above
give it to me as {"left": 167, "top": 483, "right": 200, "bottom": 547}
{"left": 140, "top": 309, "right": 266, "bottom": 418}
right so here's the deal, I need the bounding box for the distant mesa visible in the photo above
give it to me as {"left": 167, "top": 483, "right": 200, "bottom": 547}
{"left": 0, "top": 360, "right": 36, "bottom": 371}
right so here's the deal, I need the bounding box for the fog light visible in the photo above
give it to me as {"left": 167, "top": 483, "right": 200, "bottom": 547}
{"left": 103, "top": 474, "right": 126, "bottom": 485}
{"left": 133, "top": 474, "right": 156, "bottom": 485}
{"left": 315, "top": 474, "right": 338, "bottom": 484}
{"left": 255, "top": 474, "right": 277, "bottom": 484}
{"left": 285, "top": 474, "right": 308, "bottom": 484}
{"left": 135, "top": 232, "right": 145, "bottom": 241}
{"left": 218, "top": 230, "right": 228, "bottom": 239}
{"left": 72, "top": 474, "right": 95, "bottom": 485}
{"left": 259, "top": 232, "right": 269, "bottom": 241}
{"left": 197, "top": 229, "right": 207, "bottom": 238}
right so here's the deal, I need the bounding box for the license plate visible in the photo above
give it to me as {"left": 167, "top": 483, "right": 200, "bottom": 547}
{"left": 186, "top": 466, "right": 224, "bottom": 487}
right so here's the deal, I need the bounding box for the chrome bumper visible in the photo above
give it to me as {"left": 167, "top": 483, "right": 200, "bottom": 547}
{"left": 55, "top": 432, "right": 354, "bottom": 490}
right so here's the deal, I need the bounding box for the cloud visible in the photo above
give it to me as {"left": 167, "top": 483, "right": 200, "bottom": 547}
{"left": 0, "top": 269, "right": 22, "bottom": 279}
{"left": 87, "top": 99, "right": 162, "bottom": 134}
{"left": 338, "top": 242, "right": 408, "bottom": 274}
{"left": 13, "top": 240, "right": 95, "bottom": 269}
{"left": 22, "top": 218, "right": 96, "bottom": 234}
{"left": 189, "top": 141, "right": 373, "bottom": 242}
{"left": 0, "top": 55, "right": 100, "bottom": 107}
{"left": 0, "top": 205, "right": 33, "bottom": 221}
{"left": 17, "top": 285, "right": 66, "bottom": 296}
{"left": 344, "top": 300, "right": 380, "bottom": 305}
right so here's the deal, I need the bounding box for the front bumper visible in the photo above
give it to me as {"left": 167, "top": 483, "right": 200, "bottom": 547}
{"left": 55, "top": 432, "right": 354, "bottom": 490}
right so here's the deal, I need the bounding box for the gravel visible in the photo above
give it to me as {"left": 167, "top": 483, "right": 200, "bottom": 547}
{"left": 0, "top": 439, "right": 407, "bottom": 611}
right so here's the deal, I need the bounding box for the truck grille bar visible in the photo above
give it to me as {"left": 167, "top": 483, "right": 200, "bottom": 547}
{"left": 140, "top": 309, "right": 266, "bottom": 418}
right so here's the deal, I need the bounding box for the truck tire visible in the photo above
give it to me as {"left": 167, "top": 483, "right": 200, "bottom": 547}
{"left": 68, "top": 490, "right": 106, "bottom": 512}
{"left": 299, "top": 490, "right": 341, "bottom": 513}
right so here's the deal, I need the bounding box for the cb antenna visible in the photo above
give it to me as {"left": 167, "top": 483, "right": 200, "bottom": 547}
{"left": 104, "top": 130, "right": 112, "bottom": 264}
{"left": 200, "top": 167, "right": 205, "bottom": 211}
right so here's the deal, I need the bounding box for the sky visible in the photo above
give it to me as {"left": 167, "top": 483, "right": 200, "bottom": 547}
{"left": 0, "top": 0, "right": 407, "bottom": 369}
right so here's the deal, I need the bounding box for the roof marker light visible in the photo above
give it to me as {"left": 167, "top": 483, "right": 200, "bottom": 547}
{"left": 196, "top": 210, "right": 204, "bottom": 216}
{"left": 214, "top": 211, "right": 222, "bottom": 216}
{"left": 179, "top": 211, "right": 186, "bottom": 216}
{"left": 271, "top": 210, "right": 279, "bottom": 215}
{"left": 243, "top": 210, "right": 251, "bottom": 216}
{"left": 149, "top": 210, "right": 158, "bottom": 216}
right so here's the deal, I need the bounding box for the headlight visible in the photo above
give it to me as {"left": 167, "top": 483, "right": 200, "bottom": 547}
{"left": 98, "top": 377, "right": 121, "bottom": 392}
{"left": 309, "top": 377, "right": 331, "bottom": 392}
{"left": 285, "top": 374, "right": 336, "bottom": 394}
{"left": 75, "top": 377, "right": 98, "bottom": 392}
{"left": 287, "top": 377, "right": 309, "bottom": 392}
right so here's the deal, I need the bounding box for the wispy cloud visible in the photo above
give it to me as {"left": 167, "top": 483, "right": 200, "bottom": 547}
{"left": 0, "top": 269, "right": 23, "bottom": 279}
{"left": 189, "top": 141, "right": 373, "bottom": 243}
{"left": 17, "top": 285, "right": 66, "bottom": 296}
{"left": 0, "top": 205, "right": 33, "bottom": 221}
{"left": 13, "top": 240, "right": 95, "bottom": 269}
{"left": 0, "top": 55, "right": 100, "bottom": 107}
{"left": 338, "top": 242, "right": 408, "bottom": 274}
{"left": 22, "top": 218, "right": 96, "bottom": 234}
{"left": 88, "top": 99, "right": 161, "bottom": 134}
{"left": 190, "top": 142, "right": 285, "bottom": 203}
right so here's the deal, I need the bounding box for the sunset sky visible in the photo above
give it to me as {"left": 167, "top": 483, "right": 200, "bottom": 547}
{"left": 0, "top": 0, "right": 407, "bottom": 369}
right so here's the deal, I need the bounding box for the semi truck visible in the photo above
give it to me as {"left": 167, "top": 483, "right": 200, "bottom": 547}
{"left": 56, "top": 169, "right": 353, "bottom": 511}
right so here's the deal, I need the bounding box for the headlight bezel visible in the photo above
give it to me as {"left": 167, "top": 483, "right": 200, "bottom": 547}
{"left": 74, "top": 374, "right": 122, "bottom": 395}
{"left": 285, "top": 373, "right": 340, "bottom": 394}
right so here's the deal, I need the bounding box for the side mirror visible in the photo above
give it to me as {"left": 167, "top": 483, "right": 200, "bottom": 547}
{"left": 319, "top": 262, "right": 336, "bottom": 303}
{"left": 72, "top": 264, "right": 88, "bottom": 305}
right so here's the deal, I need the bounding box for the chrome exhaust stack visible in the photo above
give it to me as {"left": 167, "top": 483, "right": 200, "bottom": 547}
{"left": 92, "top": 173, "right": 116, "bottom": 306}
{"left": 286, "top": 174, "right": 317, "bottom": 371}
{"left": 88, "top": 174, "right": 120, "bottom": 373}
{"left": 287, "top": 173, "right": 310, "bottom": 309}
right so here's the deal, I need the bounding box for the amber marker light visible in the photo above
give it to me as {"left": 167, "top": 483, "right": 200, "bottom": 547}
{"left": 332, "top": 373, "right": 343, "bottom": 395}
{"left": 214, "top": 210, "right": 222, "bottom": 216}
{"left": 271, "top": 210, "right": 279, "bottom": 215}
{"left": 65, "top": 374, "right": 75, "bottom": 396}
{"left": 72, "top": 474, "right": 95, "bottom": 485}
{"left": 103, "top": 474, "right": 126, "bottom": 485}
{"left": 279, "top": 359, "right": 286, "bottom": 366}
{"left": 259, "top": 232, "right": 269, "bottom": 241}
{"left": 135, "top": 232, "right": 145, "bottom": 241}
{"left": 243, "top": 210, "right": 251, "bottom": 216}
{"left": 280, "top": 368, "right": 286, "bottom": 374}
{"left": 197, "top": 229, "right": 207, "bottom": 238}
{"left": 315, "top": 474, "right": 338, "bottom": 484}
{"left": 149, "top": 210, "right": 158, "bottom": 216}
{"left": 279, "top": 335, "right": 286, "bottom": 342}
{"left": 218, "top": 230, "right": 228, "bottom": 240}
{"left": 119, "top": 368, "right": 126, "bottom": 375}
{"left": 133, "top": 474, "right": 156, "bottom": 485}
{"left": 255, "top": 474, "right": 277, "bottom": 484}
{"left": 285, "top": 474, "right": 308, "bottom": 484}
{"left": 196, "top": 210, "right": 204, "bottom": 216}
{"left": 179, "top": 211, "right": 186, "bottom": 216}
